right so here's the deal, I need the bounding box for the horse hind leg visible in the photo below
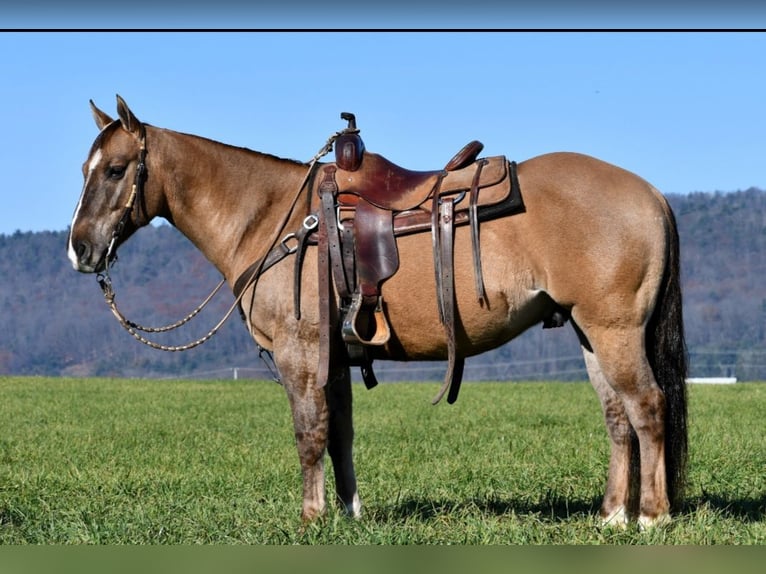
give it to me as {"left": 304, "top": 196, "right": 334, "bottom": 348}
{"left": 579, "top": 339, "right": 638, "bottom": 528}
{"left": 576, "top": 321, "right": 670, "bottom": 528}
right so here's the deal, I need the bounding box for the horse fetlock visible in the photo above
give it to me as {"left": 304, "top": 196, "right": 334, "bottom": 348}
{"left": 301, "top": 500, "right": 327, "bottom": 523}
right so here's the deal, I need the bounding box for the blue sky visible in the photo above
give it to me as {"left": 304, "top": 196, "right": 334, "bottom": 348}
{"left": 2, "top": 17, "right": 766, "bottom": 234}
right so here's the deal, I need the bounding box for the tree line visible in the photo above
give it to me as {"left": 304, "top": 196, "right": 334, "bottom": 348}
{"left": 1, "top": 188, "right": 764, "bottom": 381}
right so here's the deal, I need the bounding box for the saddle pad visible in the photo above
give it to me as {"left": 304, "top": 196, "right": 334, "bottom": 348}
{"left": 410, "top": 156, "right": 511, "bottom": 213}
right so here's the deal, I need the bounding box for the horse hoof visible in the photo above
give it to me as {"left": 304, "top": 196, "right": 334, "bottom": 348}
{"left": 600, "top": 506, "right": 628, "bottom": 529}
{"left": 638, "top": 512, "right": 671, "bottom": 531}
{"left": 344, "top": 493, "right": 363, "bottom": 519}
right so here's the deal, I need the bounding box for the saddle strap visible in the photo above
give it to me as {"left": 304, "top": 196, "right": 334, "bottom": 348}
{"left": 316, "top": 167, "right": 340, "bottom": 389}
{"left": 320, "top": 167, "right": 352, "bottom": 300}
{"left": 316, "top": 166, "right": 381, "bottom": 389}
{"left": 233, "top": 221, "right": 315, "bottom": 320}
{"left": 469, "top": 159, "right": 488, "bottom": 305}
{"left": 292, "top": 216, "right": 318, "bottom": 320}
{"left": 431, "top": 197, "right": 465, "bottom": 405}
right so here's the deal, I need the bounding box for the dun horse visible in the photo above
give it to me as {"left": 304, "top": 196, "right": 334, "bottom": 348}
{"left": 68, "top": 96, "right": 687, "bottom": 529}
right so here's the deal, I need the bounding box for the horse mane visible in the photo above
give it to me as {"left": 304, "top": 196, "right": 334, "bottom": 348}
{"left": 90, "top": 119, "right": 308, "bottom": 170}
{"left": 166, "top": 126, "right": 309, "bottom": 168}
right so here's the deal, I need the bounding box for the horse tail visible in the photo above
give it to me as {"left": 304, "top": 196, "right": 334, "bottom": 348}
{"left": 644, "top": 195, "right": 689, "bottom": 510}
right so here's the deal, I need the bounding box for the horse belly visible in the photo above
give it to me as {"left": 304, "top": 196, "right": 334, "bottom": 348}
{"left": 375, "top": 227, "right": 548, "bottom": 361}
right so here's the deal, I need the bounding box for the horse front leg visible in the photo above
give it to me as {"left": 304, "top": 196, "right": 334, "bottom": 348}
{"left": 278, "top": 354, "right": 330, "bottom": 522}
{"left": 277, "top": 349, "right": 360, "bottom": 521}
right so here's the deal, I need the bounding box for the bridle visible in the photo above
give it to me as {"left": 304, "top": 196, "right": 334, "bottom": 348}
{"left": 99, "top": 122, "right": 147, "bottom": 273}
{"left": 94, "top": 120, "right": 236, "bottom": 352}
{"left": 93, "top": 118, "right": 342, "bottom": 364}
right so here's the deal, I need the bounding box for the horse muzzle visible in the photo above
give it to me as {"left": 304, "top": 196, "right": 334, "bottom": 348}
{"left": 68, "top": 237, "right": 108, "bottom": 273}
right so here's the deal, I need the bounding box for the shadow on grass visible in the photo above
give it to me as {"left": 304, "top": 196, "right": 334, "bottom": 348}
{"left": 387, "top": 495, "right": 603, "bottom": 522}
{"left": 683, "top": 493, "right": 766, "bottom": 522}
{"left": 387, "top": 492, "right": 766, "bottom": 523}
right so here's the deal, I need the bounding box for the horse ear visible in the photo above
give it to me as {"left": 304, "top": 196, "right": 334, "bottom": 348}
{"left": 115, "top": 94, "right": 142, "bottom": 136}
{"left": 89, "top": 100, "right": 114, "bottom": 130}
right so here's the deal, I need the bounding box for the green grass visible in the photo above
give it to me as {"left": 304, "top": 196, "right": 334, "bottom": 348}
{"left": 0, "top": 377, "right": 763, "bottom": 544}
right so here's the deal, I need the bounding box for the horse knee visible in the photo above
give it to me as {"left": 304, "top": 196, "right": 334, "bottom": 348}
{"left": 294, "top": 427, "right": 328, "bottom": 466}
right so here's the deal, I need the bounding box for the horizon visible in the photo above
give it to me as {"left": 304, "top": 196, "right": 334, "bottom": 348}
{"left": 3, "top": 18, "right": 766, "bottom": 235}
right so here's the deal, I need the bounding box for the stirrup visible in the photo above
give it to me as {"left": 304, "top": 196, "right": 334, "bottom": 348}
{"left": 342, "top": 294, "right": 391, "bottom": 346}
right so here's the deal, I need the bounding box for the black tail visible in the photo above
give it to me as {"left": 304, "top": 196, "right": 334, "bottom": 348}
{"left": 642, "top": 200, "right": 689, "bottom": 510}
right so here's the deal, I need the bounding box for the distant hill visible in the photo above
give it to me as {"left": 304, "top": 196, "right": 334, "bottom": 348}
{"left": 1, "top": 188, "right": 764, "bottom": 381}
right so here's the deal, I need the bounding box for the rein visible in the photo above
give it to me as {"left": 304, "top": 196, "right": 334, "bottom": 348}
{"left": 96, "top": 122, "right": 343, "bottom": 354}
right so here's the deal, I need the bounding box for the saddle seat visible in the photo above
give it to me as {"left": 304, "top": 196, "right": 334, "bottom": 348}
{"left": 334, "top": 140, "right": 486, "bottom": 212}
{"left": 335, "top": 152, "right": 443, "bottom": 211}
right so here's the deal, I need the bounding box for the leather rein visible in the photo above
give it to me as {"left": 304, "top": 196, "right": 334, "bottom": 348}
{"left": 95, "top": 120, "right": 340, "bottom": 356}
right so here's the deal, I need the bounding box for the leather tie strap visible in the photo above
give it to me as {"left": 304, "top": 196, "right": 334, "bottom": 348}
{"left": 469, "top": 159, "right": 488, "bottom": 305}
{"left": 431, "top": 197, "right": 465, "bottom": 405}
{"left": 430, "top": 178, "right": 446, "bottom": 323}
{"left": 319, "top": 167, "right": 352, "bottom": 300}
{"left": 316, "top": 166, "right": 339, "bottom": 389}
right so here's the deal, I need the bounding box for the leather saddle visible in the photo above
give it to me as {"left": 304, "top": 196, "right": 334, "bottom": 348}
{"left": 310, "top": 113, "right": 524, "bottom": 404}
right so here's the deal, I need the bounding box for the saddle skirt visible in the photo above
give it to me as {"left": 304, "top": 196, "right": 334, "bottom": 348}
{"left": 313, "top": 152, "right": 516, "bottom": 236}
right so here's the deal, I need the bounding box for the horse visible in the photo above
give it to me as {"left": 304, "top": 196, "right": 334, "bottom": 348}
{"left": 67, "top": 95, "right": 687, "bottom": 529}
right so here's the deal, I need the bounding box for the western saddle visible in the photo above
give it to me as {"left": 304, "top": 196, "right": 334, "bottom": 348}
{"left": 235, "top": 113, "right": 524, "bottom": 404}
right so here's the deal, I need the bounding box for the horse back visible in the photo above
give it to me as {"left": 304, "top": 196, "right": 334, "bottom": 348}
{"left": 375, "top": 152, "right": 672, "bottom": 358}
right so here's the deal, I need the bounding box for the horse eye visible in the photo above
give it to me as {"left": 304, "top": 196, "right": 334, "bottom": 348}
{"left": 107, "top": 166, "right": 126, "bottom": 180}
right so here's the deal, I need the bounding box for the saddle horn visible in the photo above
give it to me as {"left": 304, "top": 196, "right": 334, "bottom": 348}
{"left": 335, "top": 112, "right": 364, "bottom": 171}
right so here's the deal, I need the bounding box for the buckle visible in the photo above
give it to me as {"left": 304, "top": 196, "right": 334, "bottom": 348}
{"left": 303, "top": 214, "right": 319, "bottom": 230}
{"left": 280, "top": 233, "right": 298, "bottom": 254}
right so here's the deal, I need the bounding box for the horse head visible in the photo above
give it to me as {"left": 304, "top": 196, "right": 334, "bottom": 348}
{"left": 68, "top": 95, "right": 162, "bottom": 273}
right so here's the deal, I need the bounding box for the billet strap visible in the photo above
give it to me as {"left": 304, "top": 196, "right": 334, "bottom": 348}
{"left": 430, "top": 180, "right": 446, "bottom": 323}
{"left": 316, "top": 167, "right": 340, "bottom": 389}
{"left": 431, "top": 197, "right": 465, "bottom": 405}
{"left": 469, "top": 159, "right": 488, "bottom": 305}
{"left": 319, "top": 167, "right": 352, "bottom": 299}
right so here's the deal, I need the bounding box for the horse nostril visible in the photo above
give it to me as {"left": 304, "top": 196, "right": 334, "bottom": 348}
{"left": 75, "top": 240, "right": 91, "bottom": 262}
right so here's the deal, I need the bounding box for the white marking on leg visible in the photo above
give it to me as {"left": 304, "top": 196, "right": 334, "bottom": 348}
{"left": 346, "top": 492, "right": 362, "bottom": 518}
{"left": 601, "top": 505, "right": 628, "bottom": 529}
{"left": 638, "top": 512, "right": 671, "bottom": 531}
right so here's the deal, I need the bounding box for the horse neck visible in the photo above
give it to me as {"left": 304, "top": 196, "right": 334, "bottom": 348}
{"left": 148, "top": 127, "right": 311, "bottom": 283}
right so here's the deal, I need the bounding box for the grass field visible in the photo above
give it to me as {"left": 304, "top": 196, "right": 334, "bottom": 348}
{"left": 0, "top": 376, "right": 763, "bottom": 544}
